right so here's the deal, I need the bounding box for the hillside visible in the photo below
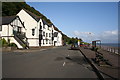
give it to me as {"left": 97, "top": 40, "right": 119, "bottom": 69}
{"left": 2, "top": 2, "right": 51, "bottom": 24}
{"left": 2, "top": 2, "right": 61, "bottom": 31}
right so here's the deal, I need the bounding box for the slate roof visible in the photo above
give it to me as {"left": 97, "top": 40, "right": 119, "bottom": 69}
{"left": 0, "top": 16, "right": 25, "bottom": 29}
{"left": 23, "top": 9, "right": 41, "bottom": 22}
{"left": 42, "top": 19, "right": 48, "bottom": 25}
{"left": 0, "top": 15, "right": 16, "bottom": 25}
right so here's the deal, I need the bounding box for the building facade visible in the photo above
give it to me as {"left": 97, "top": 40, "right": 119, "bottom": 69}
{"left": 0, "top": 9, "right": 62, "bottom": 48}
{"left": 0, "top": 16, "right": 28, "bottom": 49}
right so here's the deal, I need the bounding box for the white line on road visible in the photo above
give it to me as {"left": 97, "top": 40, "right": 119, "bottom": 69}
{"left": 63, "top": 62, "right": 66, "bottom": 66}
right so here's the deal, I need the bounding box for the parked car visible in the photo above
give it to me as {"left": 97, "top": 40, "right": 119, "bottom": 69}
{"left": 71, "top": 43, "right": 79, "bottom": 50}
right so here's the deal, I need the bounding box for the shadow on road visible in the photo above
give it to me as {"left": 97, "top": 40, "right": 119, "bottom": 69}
{"left": 65, "top": 56, "right": 88, "bottom": 65}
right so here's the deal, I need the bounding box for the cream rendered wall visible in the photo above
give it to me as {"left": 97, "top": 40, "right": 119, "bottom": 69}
{"left": 57, "top": 32, "right": 62, "bottom": 46}
{"left": 1, "top": 25, "right": 8, "bottom": 37}
{"left": 17, "top": 9, "right": 39, "bottom": 47}
{"left": 1, "top": 24, "right": 14, "bottom": 37}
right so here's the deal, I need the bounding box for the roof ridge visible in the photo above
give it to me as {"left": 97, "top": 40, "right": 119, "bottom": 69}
{"left": 22, "top": 8, "right": 41, "bottom": 21}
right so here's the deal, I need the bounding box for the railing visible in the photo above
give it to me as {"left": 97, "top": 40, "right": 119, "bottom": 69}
{"left": 100, "top": 46, "right": 119, "bottom": 55}
{"left": 13, "top": 30, "right": 29, "bottom": 49}
{"left": 13, "top": 30, "right": 26, "bottom": 39}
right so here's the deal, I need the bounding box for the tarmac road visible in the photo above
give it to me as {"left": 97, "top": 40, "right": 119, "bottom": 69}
{"left": 2, "top": 46, "right": 98, "bottom": 78}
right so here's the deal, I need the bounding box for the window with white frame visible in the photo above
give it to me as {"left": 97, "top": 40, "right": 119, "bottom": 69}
{"left": 32, "top": 29, "right": 35, "bottom": 36}
{"left": 43, "top": 32, "right": 45, "bottom": 36}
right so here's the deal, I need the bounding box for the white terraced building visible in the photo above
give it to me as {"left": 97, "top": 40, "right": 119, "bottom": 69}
{"left": 0, "top": 16, "right": 28, "bottom": 49}
{"left": 0, "top": 9, "right": 62, "bottom": 48}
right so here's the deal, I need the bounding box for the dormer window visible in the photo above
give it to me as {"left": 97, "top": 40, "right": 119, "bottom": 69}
{"left": 32, "top": 29, "right": 35, "bottom": 36}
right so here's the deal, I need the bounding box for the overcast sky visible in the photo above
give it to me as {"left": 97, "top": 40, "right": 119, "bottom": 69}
{"left": 26, "top": 2, "right": 118, "bottom": 43}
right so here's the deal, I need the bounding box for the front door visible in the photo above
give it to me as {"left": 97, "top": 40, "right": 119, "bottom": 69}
{"left": 54, "top": 41, "right": 56, "bottom": 46}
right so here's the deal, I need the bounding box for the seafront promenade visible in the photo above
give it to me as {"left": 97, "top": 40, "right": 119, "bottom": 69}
{"left": 79, "top": 47, "right": 120, "bottom": 79}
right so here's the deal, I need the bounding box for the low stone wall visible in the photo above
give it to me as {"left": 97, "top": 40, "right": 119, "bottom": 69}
{"left": 29, "top": 46, "right": 55, "bottom": 50}
{"left": 2, "top": 47, "right": 17, "bottom": 52}
{"left": 101, "top": 46, "right": 119, "bottom": 55}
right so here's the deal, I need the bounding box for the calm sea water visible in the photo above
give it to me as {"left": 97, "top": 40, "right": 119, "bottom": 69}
{"left": 97, "top": 43, "right": 119, "bottom": 47}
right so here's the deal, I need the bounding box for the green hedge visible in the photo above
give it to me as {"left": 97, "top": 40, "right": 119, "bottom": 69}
{"left": 0, "top": 38, "right": 17, "bottom": 48}
{"left": 9, "top": 43, "right": 18, "bottom": 47}
{"left": 0, "top": 38, "right": 8, "bottom": 47}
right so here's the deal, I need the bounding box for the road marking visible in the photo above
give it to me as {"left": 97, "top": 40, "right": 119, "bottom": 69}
{"left": 63, "top": 62, "right": 66, "bottom": 66}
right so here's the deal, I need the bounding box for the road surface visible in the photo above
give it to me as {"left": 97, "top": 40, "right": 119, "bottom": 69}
{"left": 3, "top": 46, "right": 98, "bottom": 78}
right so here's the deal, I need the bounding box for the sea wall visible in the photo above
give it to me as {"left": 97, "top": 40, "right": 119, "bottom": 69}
{"left": 100, "top": 45, "right": 119, "bottom": 55}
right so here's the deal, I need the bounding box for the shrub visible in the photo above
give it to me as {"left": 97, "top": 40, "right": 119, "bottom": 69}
{"left": 9, "top": 43, "right": 18, "bottom": 48}
{"left": 1, "top": 38, "right": 8, "bottom": 47}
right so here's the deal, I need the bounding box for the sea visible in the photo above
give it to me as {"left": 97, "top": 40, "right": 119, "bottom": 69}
{"left": 97, "top": 43, "right": 119, "bottom": 47}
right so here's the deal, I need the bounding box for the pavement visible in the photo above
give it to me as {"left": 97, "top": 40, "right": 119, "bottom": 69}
{"left": 79, "top": 47, "right": 120, "bottom": 80}
{"left": 2, "top": 46, "right": 98, "bottom": 78}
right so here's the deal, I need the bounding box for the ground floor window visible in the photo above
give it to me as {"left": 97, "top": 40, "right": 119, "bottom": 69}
{"left": 32, "top": 29, "right": 35, "bottom": 36}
